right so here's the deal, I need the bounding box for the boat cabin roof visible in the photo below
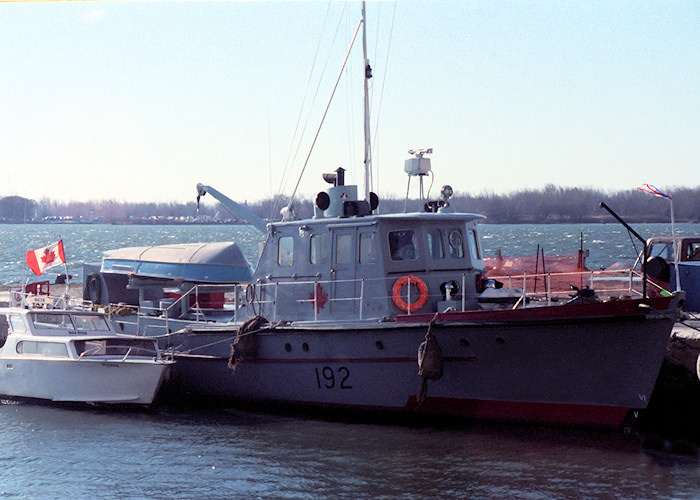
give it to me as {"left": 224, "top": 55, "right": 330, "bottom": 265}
{"left": 269, "top": 211, "right": 486, "bottom": 230}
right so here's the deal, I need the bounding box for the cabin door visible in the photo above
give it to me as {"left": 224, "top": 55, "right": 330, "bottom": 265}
{"left": 330, "top": 227, "right": 357, "bottom": 316}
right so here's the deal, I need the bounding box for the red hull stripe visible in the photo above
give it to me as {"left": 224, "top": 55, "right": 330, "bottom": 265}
{"left": 397, "top": 296, "right": 673, "bottom": 323}
{"left": 405, "top": 396, "right": 632, "bottom": 428}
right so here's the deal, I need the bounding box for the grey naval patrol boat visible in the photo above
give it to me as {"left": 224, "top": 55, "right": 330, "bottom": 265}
{"left": 90, "top": 157, "right": 682, "bottom": 428}
{"left": 162, "top": 161, "right": 680, "bottom": 429}
{"left": 86, "top": 2, "right": 681, "bottom": 429}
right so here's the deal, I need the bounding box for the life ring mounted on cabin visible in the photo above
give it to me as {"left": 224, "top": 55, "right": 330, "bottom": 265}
{"left": 392, "top": 275, "right": 429, "bottom": 313}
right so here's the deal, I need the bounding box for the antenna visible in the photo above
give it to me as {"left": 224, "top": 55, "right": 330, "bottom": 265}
{"left": 362, "top": 0, "right": 373, "bottom": 204}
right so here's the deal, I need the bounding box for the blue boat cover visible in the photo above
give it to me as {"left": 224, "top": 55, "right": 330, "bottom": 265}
{"left": 100, "top": 242, "right": 253, "bottom": 283}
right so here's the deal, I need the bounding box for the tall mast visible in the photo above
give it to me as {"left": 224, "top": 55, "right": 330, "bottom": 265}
{"left": 361, "top": 0, "right": 372, "bottom": 203}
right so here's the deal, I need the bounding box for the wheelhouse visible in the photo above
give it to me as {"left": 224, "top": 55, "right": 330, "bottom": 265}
{"left": 253, "top": 212, "right": 486, "bottom": 322}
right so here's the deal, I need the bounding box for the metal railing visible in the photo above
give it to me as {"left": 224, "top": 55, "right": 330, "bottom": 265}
{"left": 77, "top": 344, "right": 162, "bottom": 361}
{"left": 488, "top": 268, "right": 669, "bottom": 308}
{"left": 98, "top": 268, "right": 672, "bottom": 332}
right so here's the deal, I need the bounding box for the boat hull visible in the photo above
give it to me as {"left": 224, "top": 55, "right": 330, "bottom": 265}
{"left": 0, "top": 358, "right": 171, "bottom": 404}
{"left": 163, "top": 297, "right": 677, "bottom": 428}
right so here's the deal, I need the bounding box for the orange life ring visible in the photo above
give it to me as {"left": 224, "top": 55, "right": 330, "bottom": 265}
{"left": 392, "top": 275, "right": 429, "bottom": 312}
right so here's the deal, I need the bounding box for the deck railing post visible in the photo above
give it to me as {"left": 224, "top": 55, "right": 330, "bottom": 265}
{"left": 314, "top": 281, "right": 318, "bottom": 322}
{"left": 234, "top": 284, "right": 239, "bottom": 324}
{"left": 274, "top": 283, "right": 278, "bottom": 322}
{"left": 628, "top": 269, "right": 633, "bottom": 294}
{"left": 359, "top": 279, "right": 365, "bottom": 320}
{"left": 461, "top": 273, "right": 466, "bottom": 312}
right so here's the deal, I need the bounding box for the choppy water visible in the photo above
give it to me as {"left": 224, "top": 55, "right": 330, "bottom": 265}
{"left": 0, "top": 222, "right": 698, "bottom": 498}
{"left": 2, "top": 222, "right": 698, "bottom": 285}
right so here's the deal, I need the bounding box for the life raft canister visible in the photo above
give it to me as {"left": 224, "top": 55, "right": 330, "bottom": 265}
{"left": 392, "top": 275, "right": 429, "bottom": 312}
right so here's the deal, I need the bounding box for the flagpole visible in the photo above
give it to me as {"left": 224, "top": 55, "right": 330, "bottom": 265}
{"left": 59, "top": 237, "right": 71, "bottom": 307}
{"left": 637, "top": 184, "right": 681, "bottom": 293}
{"left": 669, "top": 198, "right": 681, "bottom": 292}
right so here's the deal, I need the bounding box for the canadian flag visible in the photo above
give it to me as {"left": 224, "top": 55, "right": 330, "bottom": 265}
{"left": 26, "top": 240, "right": 66, "bottom": 276}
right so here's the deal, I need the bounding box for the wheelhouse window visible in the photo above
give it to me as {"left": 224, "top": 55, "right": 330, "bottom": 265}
{"left": 336, "top": 234, "right": 354, "bottom": 265}
{"left": 389, "top": 230, "right": 417, "bottom": 261}
{"left": 278, "top": 236, "right": 294, "bottom": 267}
{"left": 310, "top": 234, "right": 329, "bottom": 265}
{"left": 447, "top": 229, "right": 464, "bottom": 258}
{"left": 426, "top": 229, "right": 444, "bottom": 259}
{"left": 467, "top": 229, "right": 481, "bottom": 261}
{"left": 359, "top": 233, "right": 377, "bottom": 264}
{"left": 649, "top": 243, "right": 672, "bottom": 261}
{"left": 686, "top": 242, "right": 700, "bottom": 261}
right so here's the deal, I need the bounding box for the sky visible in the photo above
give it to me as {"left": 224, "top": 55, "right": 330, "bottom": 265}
{"left": 0, "top": 1, "right": 698, "bottom": 209}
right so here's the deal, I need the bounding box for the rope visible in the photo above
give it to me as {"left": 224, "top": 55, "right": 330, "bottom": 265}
{"left": 417, "top": 313, "right": 443, "bottom": 405}
{"left": 272, "top": 1, "right": 340, "bottom": 220}
{"left": 285, "top": 18, "right": 364, "bottom": 211}
{"left": 169, "top": 332, "right": 238, "bottom": 355}
{"left": 273, "top": 4, "right": 350, "bottom": 220}
{"left": 229, "top": 316, "right": 269, "bottom": 372}
{"left": 370, "top": 0, "right": 398, "bottom": 198}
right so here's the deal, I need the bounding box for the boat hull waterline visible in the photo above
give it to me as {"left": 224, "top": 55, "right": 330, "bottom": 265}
{"left": 163, "top": 296, "right": 678, "bottom": 428}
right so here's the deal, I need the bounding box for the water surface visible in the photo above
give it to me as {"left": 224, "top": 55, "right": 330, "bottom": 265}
{"left": 0, "top": 403, "right": 697, "bottom": 499}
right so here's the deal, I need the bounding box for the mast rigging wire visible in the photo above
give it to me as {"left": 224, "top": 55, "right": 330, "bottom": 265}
{"left": 370, "top": 0, "right": 398, "bottom": 199}
{"left": 286, "top": 18, "right": 364, "bottom": 210}
{"left": 271, "top": 1, "right": 340, "bottom": 220}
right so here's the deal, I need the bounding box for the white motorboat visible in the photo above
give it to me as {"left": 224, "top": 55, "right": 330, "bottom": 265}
{"left": 0, "top": 307, "right": 173, "bottom": 405}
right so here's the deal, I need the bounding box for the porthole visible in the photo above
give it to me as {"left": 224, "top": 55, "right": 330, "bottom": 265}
{"left": 459, "top": 338, "right": 469, "bottom": 347}
{"left": 284, "top": 343, "right": 292, "bottom": 352}
{"left": 376, "top": 340, "right": 384, "bottom": 350}
{"left": 495, "top": 337, "right": 505, "bottom": 345}
{"left": 302, "top": 342, "right": 309, "bottom": 352}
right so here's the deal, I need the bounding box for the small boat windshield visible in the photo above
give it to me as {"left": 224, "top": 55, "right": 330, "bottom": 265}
{"left": 31, "top": 313, "right": 73, "bottom": 329}
{"left": 30, "top": 313, "right": 111, "bottom": 331}
{"left": 74, "top": 338, "right": 157, "bottom": 358}
{"left": 71, "top": 314, "right": 111, "bottom": 331}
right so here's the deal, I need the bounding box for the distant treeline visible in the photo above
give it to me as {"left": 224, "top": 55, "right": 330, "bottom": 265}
{"left": 1, "top": 184, "right": 698, "bottom": 224}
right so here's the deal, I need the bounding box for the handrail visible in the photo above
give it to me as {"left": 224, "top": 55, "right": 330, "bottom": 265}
{"left": 78, "top": 344, "right": 160, "bottom": 360}
{"left": 98, "top": 268, "right": 668, "bottom": 330}
{"left": 487, "top": 268, "right": 665, "bottom": 304}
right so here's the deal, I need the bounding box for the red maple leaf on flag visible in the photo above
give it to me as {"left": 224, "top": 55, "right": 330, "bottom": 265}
{"left": 41, "top": 248, "right": 56, "bottom": 265}
{"left": 309, "top": 283, "right": 329, "bottom": 313}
